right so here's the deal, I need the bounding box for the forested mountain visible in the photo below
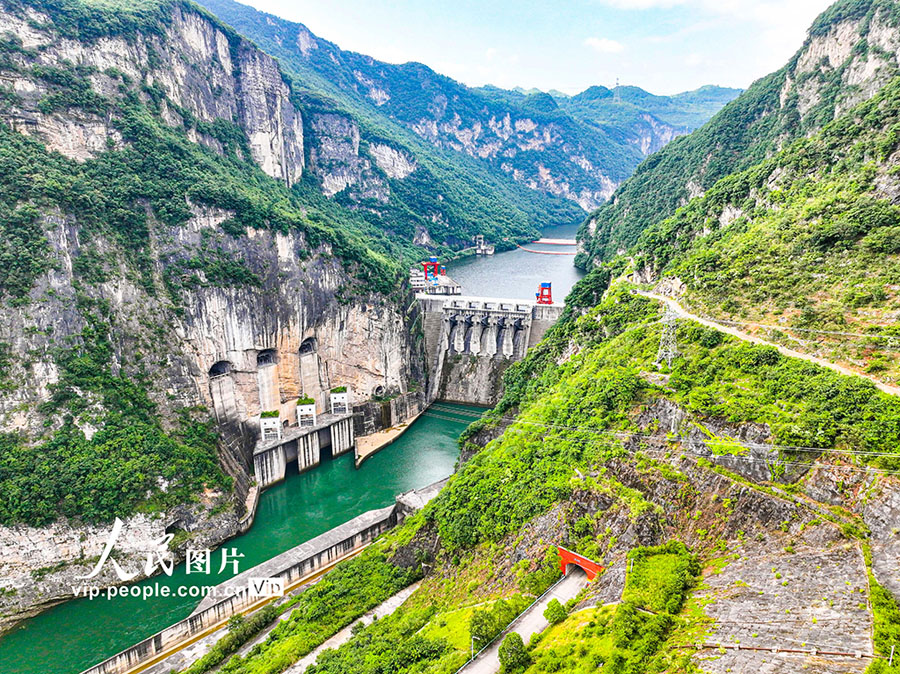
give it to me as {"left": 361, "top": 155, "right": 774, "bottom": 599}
{"left": 178, "top": 2, "right": 900, "bottom": 673}
{"left": 0, "top": 0, "right": 733, "bottom": 633}
{"left": 629, "top": 76, "right": 900, "bottom": 383}
{"left": 578, "top": 0, "right": 900, "bottom": 265}
{"left": 555, "top": 84, "right": 741, "bottom": 151}
{"left": 196, "top": 0, "right": 736, "bottom": 210}
{"left": 572, "top": 0, "right": 900, "bottom": 384}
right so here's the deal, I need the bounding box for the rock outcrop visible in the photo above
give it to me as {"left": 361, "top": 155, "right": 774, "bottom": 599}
{"left": 0, "top": 4, "right": 305, "bottom": 184}
{"left": 0, "top": 0, "right": 426, "bottom": 628}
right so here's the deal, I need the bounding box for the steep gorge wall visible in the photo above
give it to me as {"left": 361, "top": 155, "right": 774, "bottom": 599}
{"left": 0, "top": 2, "right": 426, "bottom": 629}
{"left": 0, "top": 2, "right": 304, "bottom": 182}
{"left": 0, "top": 197, "right": 424, "bottom": 629}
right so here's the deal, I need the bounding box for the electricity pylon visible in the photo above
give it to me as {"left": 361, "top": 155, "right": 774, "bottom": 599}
{"left": 655, "top": 306, "right": 679, "bottom": 368}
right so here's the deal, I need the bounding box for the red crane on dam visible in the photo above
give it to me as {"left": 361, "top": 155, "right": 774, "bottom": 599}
{"left": 422, "top": 256, "right": 444, "bottom": 278}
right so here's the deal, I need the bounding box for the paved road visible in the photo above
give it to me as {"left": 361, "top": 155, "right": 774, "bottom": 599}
{"left": 459, "top": 568, "right": 588, "bottom": 674}
{"left": 638, "top": 291, "right": 900, "bottom": 397}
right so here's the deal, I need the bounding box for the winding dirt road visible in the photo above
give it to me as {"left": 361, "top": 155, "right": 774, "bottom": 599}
{"left": 636, "top": 290, "right": 900, "bottom": 396}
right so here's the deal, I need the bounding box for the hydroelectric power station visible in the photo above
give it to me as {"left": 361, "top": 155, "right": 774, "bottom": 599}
{"left": 413, "top": 257, "right": 565, "bottom": 406}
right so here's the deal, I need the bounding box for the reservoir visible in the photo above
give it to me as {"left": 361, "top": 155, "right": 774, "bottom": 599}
{"left": 0, "top": 403, "right": 482, "bottom": 674}
{"left": 448, "top": 223, "right": 584, "bottom": 300}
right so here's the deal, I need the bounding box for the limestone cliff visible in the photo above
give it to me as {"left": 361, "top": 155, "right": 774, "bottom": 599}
{"left": 0, "top": 0, "right": 425, "bottom": 628}
{"left": 0, "top": 3, "right": 304, "bottom": 183}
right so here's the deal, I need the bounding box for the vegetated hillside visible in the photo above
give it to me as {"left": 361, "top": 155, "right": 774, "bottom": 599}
{"left": 578, "top": 0, "right": 900, "bottom": 266}
{"left": 195, "top": 0, "right": 735, "bottom": 211}
{"left": 178, "top": 281, "right": 900, "bottom": 674}
{"left": 553, "top": 84, "right": 741, "bottom": 153}
{"left": 630, "top": 75, "right": 900, "bottom": 385}
{"left": 0, "top": 0, "right": 430, "bottom": 531}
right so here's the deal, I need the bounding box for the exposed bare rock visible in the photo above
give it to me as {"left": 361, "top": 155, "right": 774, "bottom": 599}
{"left": 0, "top": 5, "right": 304, "bottom": 184}
{"left": 308, "top": 113, "right": 388, "bottom": 201}
{"left": 369, "top": 143, "right": 416, "bottom": 179}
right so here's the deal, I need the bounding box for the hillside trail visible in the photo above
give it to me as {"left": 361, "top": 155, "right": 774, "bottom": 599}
{"left": 635, "top": 290, "right": 900, "bottom": 396}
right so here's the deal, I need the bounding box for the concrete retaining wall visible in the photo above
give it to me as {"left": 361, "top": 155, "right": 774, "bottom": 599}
{"left": 352, "top": 390, "right": 427, "bottom": 437}
{"left": 80, "top": 505, "right": 400, "bottom": 674}
{"left": 252, "top": 413, "right": 356, "bottom": 488}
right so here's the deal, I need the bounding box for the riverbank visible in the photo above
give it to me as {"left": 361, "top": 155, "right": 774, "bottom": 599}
{"left": 0, "top": 404, "right": 482, "bottom": 674}
{"left": 355, "top": 409, "right": 425, "bottom": 466}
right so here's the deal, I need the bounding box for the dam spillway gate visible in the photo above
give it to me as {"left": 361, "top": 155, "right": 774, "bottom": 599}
{"left": 418, "top": 294, "right": 564, "bottom": 405}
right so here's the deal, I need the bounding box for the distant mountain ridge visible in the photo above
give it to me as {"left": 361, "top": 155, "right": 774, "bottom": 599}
{"left": 577, "top": 0, "right": 900, "bottom": 266}
{"left": 196, "top": 0, "right": 739, "bottom": 210}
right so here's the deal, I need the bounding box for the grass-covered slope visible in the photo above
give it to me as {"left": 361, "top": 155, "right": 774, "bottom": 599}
{"left": 191, "top": 283, "right": 900, "bottom": 674}
{"left": 577, "top": 0, "right": 900, "bottom": 267}
{"left": 631, "top": 75, "right": 900, "bottom": 384}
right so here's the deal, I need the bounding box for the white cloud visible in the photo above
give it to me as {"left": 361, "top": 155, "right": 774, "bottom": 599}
{"left": 584, "top": 37, "right": 625, "bottom": 53}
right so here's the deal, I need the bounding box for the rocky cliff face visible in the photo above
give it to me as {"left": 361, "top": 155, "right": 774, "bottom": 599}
{"left": 0, "top": 194, "right": 423, "bottom": 627}
{"left": 0, "top": 0, "right": 425, "bottom": 627}
{"left": 410, "top": 111, "right": 620, "bottom": 211}
{"left": 0, "top": 3, "right": 304, "bottom": 183}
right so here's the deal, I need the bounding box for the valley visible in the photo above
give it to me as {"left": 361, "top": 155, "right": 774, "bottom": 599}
{"left": 0, "top": 404, "right": 478, "bottom": 674}
{"left": 2, "top": 0, "right": 900, "bottom": 673}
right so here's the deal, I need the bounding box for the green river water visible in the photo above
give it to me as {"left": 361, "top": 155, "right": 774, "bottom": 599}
{"left": 0, "top": 403, "right": 482, "bottom": 674}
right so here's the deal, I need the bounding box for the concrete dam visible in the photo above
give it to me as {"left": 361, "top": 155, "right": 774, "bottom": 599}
{"left": 419, "top": 292, "right": 565, "bottom": 405}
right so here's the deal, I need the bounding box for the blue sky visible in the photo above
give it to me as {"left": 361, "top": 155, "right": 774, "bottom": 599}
{"left": 241, "top": 0, "right": 835, "bottom": 95}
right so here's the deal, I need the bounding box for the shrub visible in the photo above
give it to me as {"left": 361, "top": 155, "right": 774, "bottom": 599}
{"left": 543, "top": 598, "right": 567, "bottom": 626}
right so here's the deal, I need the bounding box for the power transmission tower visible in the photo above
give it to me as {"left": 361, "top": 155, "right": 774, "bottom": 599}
{"left": 656, "top": 307, "right": 679, "bottom": 368}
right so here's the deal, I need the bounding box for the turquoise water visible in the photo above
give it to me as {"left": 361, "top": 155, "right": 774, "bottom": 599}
{"left": 0, "top": 403, "right": 482, "bottom": 674}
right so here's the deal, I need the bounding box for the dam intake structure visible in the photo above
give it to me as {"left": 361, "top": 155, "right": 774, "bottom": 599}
{"left": 253, "top": 410, "right": 356, "bottom": 488}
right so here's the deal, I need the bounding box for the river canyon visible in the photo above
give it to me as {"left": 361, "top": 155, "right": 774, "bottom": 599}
{"left": 0, "top": 225, "right": 584, "bottom": 674}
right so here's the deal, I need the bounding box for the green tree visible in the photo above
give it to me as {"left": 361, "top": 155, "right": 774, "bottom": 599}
{"left": 543, "top": 598, "right": 567, "bottom": 625}
{"left": 469, "top": 608, "right": 498, "bottom": 650}
{"left": 498, "top": 632, "right": 529, "bottom": 673}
